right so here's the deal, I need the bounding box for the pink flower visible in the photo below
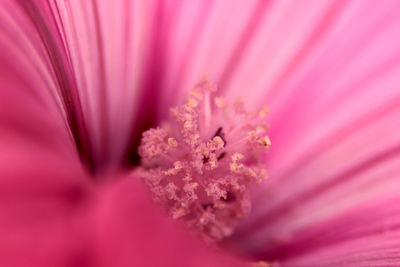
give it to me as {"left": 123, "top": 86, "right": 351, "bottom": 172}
{"left": 1, "top": 0, "right": 400, "bottom": 266}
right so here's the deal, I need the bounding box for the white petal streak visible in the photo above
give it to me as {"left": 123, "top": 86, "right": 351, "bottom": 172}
{"left": 51, "top": 0, "right": 156, "bottom": 166}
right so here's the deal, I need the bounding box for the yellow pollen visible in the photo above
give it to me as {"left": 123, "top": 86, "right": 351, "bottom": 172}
{"left": 190, "top": 134, "right": 200, "bottom": 145}
{"left": 259, "top": 136, "right": 272, "bottom": 147}
{"left": 164, "top": 161, "right": 184, "bottom": 176}
{"left": 212, "top": 136, "right": 225, "bottom": 150}
{"left": 168, "top": 137, "right": 178, "bottom": 148}
{"left": 184, "top": 182, "right": 198, "bottom": 190}
{"left": 247, "top": 168, "right": 257, "bottom": 178}
{"left": 259, "top": 106, "right": 269, "bottom": 118}
{"left": 230, "top": 162, "right": 244, "bottom": 173}
{"left": 174, "top": 161, "right": 183, "bottom": 169}
{"left": 255, "top": 125, "right": 268, "bottom": 134}
{"left": 187, "top": 98, "right": 198, "bottom": 109}
{"left": 208, "top": 154, "right": 217, "bottom": 168}
{"left": 214, "top": 97, "right": 226, "bottom": 108}
{"left": 232, "top": 153, "right": 244, "bottom": 162}
{"left": 190, "top": 88, "right": 203, "bottom": 100}
{"left": 184, "top": 121, "right": 194, "bottom": 130}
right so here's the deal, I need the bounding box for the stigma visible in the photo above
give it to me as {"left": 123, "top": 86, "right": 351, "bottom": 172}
{"left": 137, "top": 78, "right": 270, "bottom": 243}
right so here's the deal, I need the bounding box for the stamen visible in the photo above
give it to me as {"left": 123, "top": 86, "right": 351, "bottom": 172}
{"left": 213, "top": 127, "right": 226, "bottom": 146}
{"left": 137, "top": 78, "right": 271, "bottom": 243}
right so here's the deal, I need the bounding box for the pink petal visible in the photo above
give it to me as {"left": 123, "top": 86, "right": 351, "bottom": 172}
{"left": 91, "top": 177, "right": 247, "bottom": 267}
{"left": 221, "top": 0, "right": 400, "bottom": 263}
{"left": 0, "top": 5, "right": 92, "bottom": 263}
{"left": 47, "top": 0, "right": 175, "bottom": 167}
{"left": 266, "top": 197, "right": 400, "bottom": 266}
{"left": 0, "top": 0, "right": 93, "bottom": 168}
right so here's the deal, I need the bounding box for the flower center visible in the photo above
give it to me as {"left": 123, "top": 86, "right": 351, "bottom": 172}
{"left": 137, "top": 78, "right": 270, "bottom": 243}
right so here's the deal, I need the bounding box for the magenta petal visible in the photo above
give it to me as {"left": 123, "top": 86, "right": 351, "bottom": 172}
{"left": 0, "top": 58, "right": 91, "bottom": 267}
{"left": 0, "top": 0, "right": 93, "bottom": 168}
{"left": 0, "top": 89, "right": 91, "bottom": 266}
{"left": 267, "top": 197, "right": 400, "bottom": 266}
{"left": 91, "top": 177, "right": 247, "bottom": 267}
{"left": 225, "top": 0, "right": 400, "bottom": 264}
{"left": 49, "top": 0, "right": 166, "bottom": 166}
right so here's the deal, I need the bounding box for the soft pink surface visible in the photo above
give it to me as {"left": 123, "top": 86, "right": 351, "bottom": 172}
{"left": 1, "top": 0, "right": 400, "bottom": 266}
{"left": 0, "top": 82, "right": 245, "bottom": 266}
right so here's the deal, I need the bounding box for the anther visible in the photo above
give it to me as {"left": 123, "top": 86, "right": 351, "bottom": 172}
{"left": 137, "top": 78, "right": 271, "bottom": 243}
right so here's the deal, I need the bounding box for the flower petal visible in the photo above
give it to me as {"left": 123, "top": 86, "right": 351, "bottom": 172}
{"left": 0, "top": 2, "right": 95, "bottom": 265}
{"left": 0, "top": 0, "right": 94, "bottom": 168}
{"left": 45, "top": 0, "right": 344, "bottom": 167}
{"left": 91, "top": 177, "right": 248, "bottom": 267}
{"left": 225, "top": 0, "right": 400, "bottom": 263}
{"left": 48, "top": 0, "right": 171, "bottom": 166}
{"left": 265, "top": 197, "right": 400, "bottom": 266}
{"left": 0, "top": 61, "right": 92, "bottom": 266}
